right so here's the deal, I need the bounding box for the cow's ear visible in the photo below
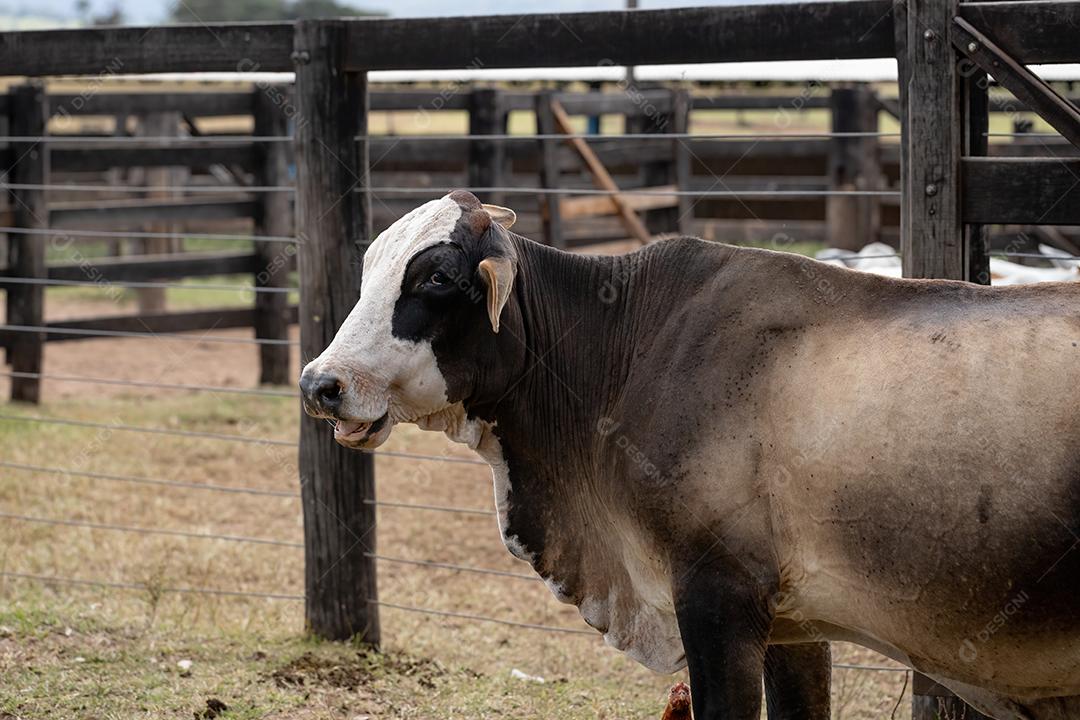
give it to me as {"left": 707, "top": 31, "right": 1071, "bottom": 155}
{"left": 477, "top": 256, "right": 514, "bottom": 333}
{"left": 482, "top": 203, "right": 516, "bottom": 230}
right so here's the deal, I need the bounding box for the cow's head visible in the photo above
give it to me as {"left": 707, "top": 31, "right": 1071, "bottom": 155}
{"left": 299, "top": 190, "right": 518, "bottom": 450}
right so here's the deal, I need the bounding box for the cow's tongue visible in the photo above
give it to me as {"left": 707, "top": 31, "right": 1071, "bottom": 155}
{"left": 335, "top": 419, "right": 371, "bottom": 438}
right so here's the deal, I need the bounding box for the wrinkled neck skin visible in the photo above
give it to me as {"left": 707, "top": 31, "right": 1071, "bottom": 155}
{"left": 433, "top": 236, "right": 703, "bottom": 672}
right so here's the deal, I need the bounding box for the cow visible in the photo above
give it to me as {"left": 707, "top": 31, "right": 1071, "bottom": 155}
{"left": 300, "top": 190, "right": 1080, "bottom": 720}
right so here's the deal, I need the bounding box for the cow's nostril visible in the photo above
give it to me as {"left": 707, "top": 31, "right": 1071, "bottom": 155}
{"left": 301, "top": 371, "right": 345, "bottom": 412}
{"left": 318, "top": 381, "right": 341, "bottom": 402}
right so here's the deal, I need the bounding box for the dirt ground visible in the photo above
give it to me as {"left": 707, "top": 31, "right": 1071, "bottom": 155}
{"left": 0, "top": 285, "right": 911, "bottom": 719}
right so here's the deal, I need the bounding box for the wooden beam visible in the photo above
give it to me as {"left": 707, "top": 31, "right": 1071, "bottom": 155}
{"left": 534, "top": 91, "right": 564, "bottom": 249}
{"left": 14, "top": 306, "right": 299, "bottom": 342}
{"left": 560, "top": 185, "right": 678, "bottom": 220}
{"left": 900, "top": 0, "right": 965, "bottom": 281}
{"left": 46, "top": 251, "right": 258, "bottom": 282}
{"left": 345, "top": 0, "right": 896, "bottom": 70}
{"left": 51, "top": 145, "right": 257, "bottom": 173}
{"left": 953, "top": 17, "right": 1080, "bottom": 152}
{"left": 5, "top": 84, "right": 48, "bottom": 403}
{"left": 962, "top": 158, "right": 1080, "bottom": 226}
{"left": 293, "top": 19, "right": 380, "bottom": 645}
{"left": 0, "top": 23, "right": 293, "bottom": 76}
{"left": 49, "top": 197, "right": 255, "bottom": 229}
{"left": 549, "top": 99, "right": 652, "bottom": 245}
{"left": 253, "top": 87, "right": 294, "bottom": 386}
{"left": 959, "top": 1, "right": 1080, "bottom": 64}
{"left": 50, "top": 92, "right": 253, "bottom": 118}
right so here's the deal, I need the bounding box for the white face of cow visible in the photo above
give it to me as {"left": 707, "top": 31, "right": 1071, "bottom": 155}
{"left": 299, "top": 191, "right": 516, "bottom": 450}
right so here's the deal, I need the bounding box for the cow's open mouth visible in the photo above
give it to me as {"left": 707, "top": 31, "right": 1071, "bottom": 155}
{"left": 333, "top": 412, "right": 389, "bottom": 447}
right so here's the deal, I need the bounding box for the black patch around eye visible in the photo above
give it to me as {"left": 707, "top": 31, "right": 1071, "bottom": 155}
{"left": 391, "top": 244, "right": 476, "bottom": 343}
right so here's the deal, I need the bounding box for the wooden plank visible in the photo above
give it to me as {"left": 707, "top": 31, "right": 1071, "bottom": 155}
{"left": 49, "top": 197, "right": 255, "bottom": 229}
{"left": 559, "top": 185, "right": 678, "bottom": 220}
{"left": 557, "top": 89, "right": 674, "bottom": 116}
{"left": 46, "top": 251, "right": 258, "bottom": 282}
{"left": 6, "top": 84, "right": 48, "bottom": 403}
{"left": 962, "top": 158, "right": 1080, "bottom": 226}
{"left": 827, "top": 86, "right": 882, "bottom": 250}
{"left": 901, "top": 0, "right": 965, "bottom": 281}
{"left": 671, "top": 90, "right": 694, "bottom": 234}
{"left": 534, "top": 91, "right": 564, "bottom": 249}
{"left": 0, "top": 23, "right": 293, "bottom": 76}
{"left": 959, "top": 1, "right": 1080, "bottom": 64}
{"left": 549, "top": 99, "right": 652, "bottom": 245}
{"left": 294, "top": 19, "right": 379, "bottom": 645}
{"left": 963, "top": 67, "right": 991, "bottom": 285}
{"left": 23, "top": 306, "right": 299, "bottom": 342}
{"left": 50, "top": 92, "right": 253, "bottom": 118}
{"left": 345, "top": 0, "right": 896, "bottom": 70}
{"left": 692, "top": 95, "right": 832, "bottom": 110}
{"left": 953, "top": 17, "right": 1080, "bottom": 152}
{"left": 52, "top": 145, "right": 258, "bottom": 173}
{"left": 253, "top": 87, "right": 293, "bottom": 386}
{"left": 467, "top": 88, "right": 505, "bottom": 205}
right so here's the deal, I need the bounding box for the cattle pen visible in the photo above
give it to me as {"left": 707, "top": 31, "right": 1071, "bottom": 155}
{"left": 0, "top": 2, "right": 1077, "bottom": 718}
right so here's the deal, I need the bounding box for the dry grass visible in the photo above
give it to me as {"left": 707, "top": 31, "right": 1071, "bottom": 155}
{"left": 0, "top": 303, "right": 912, "bottom": 719}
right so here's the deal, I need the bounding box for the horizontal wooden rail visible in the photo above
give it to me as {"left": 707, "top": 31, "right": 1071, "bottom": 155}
{"left": 46, "top": 251, "right": 260, "bottom": 282}
{"left": 0, "top": 22, "right": 293, "bottom": 75}
{"left": 958, "top": 1, "right": 1080, "bottom": 65}
{"left": 51, "top": 145, "right": 258, "bottom": 173}
{"left": 342, "top": 1, "right": 897, "bottom": 70}
{"left": 962, "top": 158, "right": 1080, "bottom": 226}
{"left": 50, "top": 196, "right": 255, "bottom": 229}
{"left": 0, "top": 2, "right": 1071, "bottom": 77}
{"left": 47, "top": 92, "right": 254, "bottom": 117}
{"left": 0, "top": 306, "right": 299, "bottom": 344}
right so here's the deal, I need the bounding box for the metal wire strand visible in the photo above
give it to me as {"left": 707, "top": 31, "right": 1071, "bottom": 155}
{"left": 0, "top": 276, "right": 294, "bottom": 294}
{"left": 0, "top": 324, "right": 299, "bottom": 347}
{"left": 0, "top": 570, "right": 304, "bottom": 601}
{"left": 0, "top": 510, "right": 302, "bottom": 548}
{"left": 359, "top": 131, "right": 901, "bottom": 141}
{"left": 0, "top": 460, "right": 297, "bottom": 498}
{"left": 365, "top": 499, "right": 493, "bottom": 516}
{"left": 367, "top": 553, "right": 537, "bottom": 581}
{"left": 0, "top": 135, "right": 293, "bottom": 144}
{"left": 370, "top": 599, "right": 596, "bottom": 636}
{"left": 0, "top": 225, "right": 299, "bottom": 244}
{"left": 0, "top": 571, "right": 925, "bottom": 667}
{"left": 1, "top": 182, "right": 294, "bottom": 194}
{"left": 0, "top": 414, "right": 485, "bottom": 466}
{"left": 0, "top": 371, "right": 297, "bottom": 398}
{"left": 0, "top": 413, "right": 297, "bottom": 447}
{"left": 368, "top": 186, "right": 900, "bottom": 198}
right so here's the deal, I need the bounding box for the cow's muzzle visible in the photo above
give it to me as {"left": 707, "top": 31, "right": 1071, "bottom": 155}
{"left": 299, "top": 368, "right": 393, "bottom": 449}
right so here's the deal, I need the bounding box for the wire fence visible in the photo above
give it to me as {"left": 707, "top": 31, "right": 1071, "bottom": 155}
{"left": 3, "top": 104, "right": 1066, "bottom": 698}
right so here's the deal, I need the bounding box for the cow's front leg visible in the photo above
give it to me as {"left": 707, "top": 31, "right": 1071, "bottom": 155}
{"left": 673, "top": 557, "right": 775, "bottom": 720}
{"left": 764, "top": 642, "right": 832, "bottom": 720}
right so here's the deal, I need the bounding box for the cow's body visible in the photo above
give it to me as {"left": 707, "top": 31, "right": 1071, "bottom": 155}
{"left": 301, "top": 193, "right": 1080, "bottom": 720}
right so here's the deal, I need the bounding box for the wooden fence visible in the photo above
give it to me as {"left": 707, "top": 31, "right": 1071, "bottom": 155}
{"left": 1, "top": 2, "right": 1078, "bottom": 717}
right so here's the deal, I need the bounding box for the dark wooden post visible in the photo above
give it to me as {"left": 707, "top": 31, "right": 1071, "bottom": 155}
{"left": 467, "top": 87, "right": 505, "bottom": 206}
{"left": 135, "top": 111, "right": 180, "bottom": 313}
{"left": 827, "top": 85, "right": 882, "bottom": 251}
{"left": 7, "top": 83, "right": 48, "bottom": 403}
{"left": 963, "top": 69, "right": 990, "bottom": 285}
{"left": 535, "top": 90, "right": 564, "bottom": 249}
{"left": 899, "top": 0, "right": 965, "bottom": 280}
{"left": 640, "top": 88, "right": 685, "bottom": 236}
{"left": 671, "top": 89, "right": 694, "bottom": 236}
{"left": 253, "top": 87, "right": 293, "bottom": 386}
{"left": 294, "top": 19, "right": 380, "bottom": 644}
{"left": 900, "top": 2, "right": 990, "bottom": 717}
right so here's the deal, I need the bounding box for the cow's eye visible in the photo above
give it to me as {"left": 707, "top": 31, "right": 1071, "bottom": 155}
{"left": 428, "top": 271, "right": 449, "bottom": 286}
